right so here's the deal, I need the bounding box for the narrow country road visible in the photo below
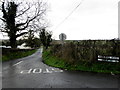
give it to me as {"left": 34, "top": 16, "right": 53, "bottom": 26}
{"left": 2, "top": 48, "right": 120, "bottom": 88}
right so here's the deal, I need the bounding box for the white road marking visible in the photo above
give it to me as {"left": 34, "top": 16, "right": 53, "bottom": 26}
{"left": 54, "top": 70, "right": 63, "bottom": 72}
{"left": 20, "top": 69, "right": 32, "bottom": 74}
{"left": 13, "top": 61, "right": 23, "bottom": 66}
{"left": 33, "top": 68, "right": 42, "bottom": 73}
{"left": 51, "top": 68, "right": 54, "bottom": 70}
{"left": 60, "top": 70, "right": 63, "bottom": 72}
{"left": 20, "top": 71, "right": 23, "bottom": 74}
{"left": 111, "top": 72, "right": 115, "bottom": 75}
{"left": 20, "top": 68, "right": 63, "bottom": 74}
{"left": 28, "top": 69, "right": 33, "bottom": 73}
{"left": 51, "top": 68, "right": 63, "bottom": 72}
{"left": 43, "top": 68, "right": 52, "bottom": 73}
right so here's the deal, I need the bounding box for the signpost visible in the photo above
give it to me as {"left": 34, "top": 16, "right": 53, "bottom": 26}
{"left": 59, "top": 33, "right": 67, "bottom": 56}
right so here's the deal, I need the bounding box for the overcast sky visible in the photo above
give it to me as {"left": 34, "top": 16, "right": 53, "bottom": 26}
{"left": 46, "top": 0, "right": 119, "bottom": 40}
{"left": 0, "top": 0, "right": 120, "bottom": 40}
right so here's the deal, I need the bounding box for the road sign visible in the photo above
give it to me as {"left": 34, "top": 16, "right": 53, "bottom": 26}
{"left": 59, "top": 33, "right": 67, "bottom": 41}
{"left": 98, "top": 55, "right": 119, "bottom": 62}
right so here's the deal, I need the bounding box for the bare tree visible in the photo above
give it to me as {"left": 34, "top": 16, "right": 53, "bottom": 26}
{"left": 0, "top": 0, "right": 47, "bottom": 48}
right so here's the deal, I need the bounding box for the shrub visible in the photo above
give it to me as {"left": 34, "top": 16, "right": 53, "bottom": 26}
{"left": 50, "top": 40, "right": 120, "bottom": 64}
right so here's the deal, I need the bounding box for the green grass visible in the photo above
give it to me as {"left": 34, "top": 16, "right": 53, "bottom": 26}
{"left": 2, "top": 49, "right": 37, "bottom": 62}
{"left": 43, "top": 50, "right": 120, "bottom": 74}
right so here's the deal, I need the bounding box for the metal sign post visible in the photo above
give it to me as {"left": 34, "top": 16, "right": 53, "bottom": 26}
{"left": 59, "top": 33, "right": 67, "bottom": 56}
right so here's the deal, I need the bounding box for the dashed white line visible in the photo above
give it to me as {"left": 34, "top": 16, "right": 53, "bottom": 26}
{"left": 13, "top": 61, "right": 23, "bottom": 66}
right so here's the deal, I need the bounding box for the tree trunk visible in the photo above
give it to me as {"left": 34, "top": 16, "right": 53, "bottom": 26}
{"left": 10, "top": 36, "right": 17, "bottom": 49}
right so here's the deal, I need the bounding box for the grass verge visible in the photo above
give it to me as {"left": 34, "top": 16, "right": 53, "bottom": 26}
{"left": 2, "top": 49, "right": 37, "bottom": 62}
{"left": 43, "top": 50, "right": 120, "bottom": 74}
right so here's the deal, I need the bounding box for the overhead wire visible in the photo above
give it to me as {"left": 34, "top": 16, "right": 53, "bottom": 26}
{"left": 54, "top": 0, "right": 84, "bottom": 30}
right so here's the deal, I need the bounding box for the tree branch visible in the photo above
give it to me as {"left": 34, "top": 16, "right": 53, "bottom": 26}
{"left": 16, "top": 6, "right": 30, "bottom": 17}
{"left": 0, "top": 29, "right": 9, "bottom": 33}
{"left": 18, "top": 13, "right": 42, "bottom": 30}
{"left": 16, "top": 22, "right": 27, "bottom": 28}
{"left": 16, "top": 32, "right": 28, "bottom": 38}
{"left": 2, "top": 2, "right": 7, "bottom": 19}
{"left": 0, "top": 18, "right": 6, "bottom": 22}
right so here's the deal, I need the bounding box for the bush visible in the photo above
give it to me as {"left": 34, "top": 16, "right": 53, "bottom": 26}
{"left": 50, "top": 40, "right": 120, "bottom": 64}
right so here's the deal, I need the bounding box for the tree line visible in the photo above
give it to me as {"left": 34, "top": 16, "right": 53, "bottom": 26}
{"left": 0, "top": 0, "right": 52, "bottom": 49}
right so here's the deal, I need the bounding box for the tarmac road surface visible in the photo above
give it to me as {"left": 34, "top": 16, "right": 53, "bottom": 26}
{"left": 2, "top": 48, "right": 120, "bottom": 88}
